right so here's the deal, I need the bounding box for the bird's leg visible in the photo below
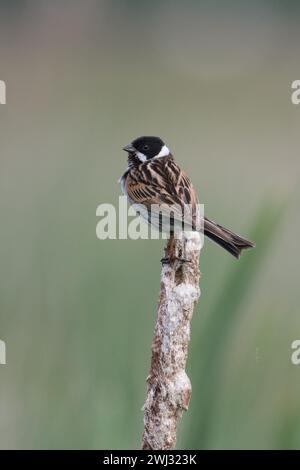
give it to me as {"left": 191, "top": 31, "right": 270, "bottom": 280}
{"left": 176, "top": 242, "right": 192, "bottom": 264}
{"left": 160, "top": 236, "right": 175, "bottom": 265}
{"left": 160, "top": 236, "right": 192, "bottom": 265}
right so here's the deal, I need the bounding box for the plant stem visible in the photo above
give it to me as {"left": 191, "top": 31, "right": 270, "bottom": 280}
{"left": 142, "top": 232, "right": 201, "bottom": 450}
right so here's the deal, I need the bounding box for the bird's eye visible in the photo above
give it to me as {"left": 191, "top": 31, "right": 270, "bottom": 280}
{"left": 143, "top": 145, "right": 149, "bottom": 151}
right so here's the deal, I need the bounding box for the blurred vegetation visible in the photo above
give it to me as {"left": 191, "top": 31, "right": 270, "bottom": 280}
{"left": 0, "top": 1, "right": 300, "bottom": 449}
{"left": 185, "top": 201, "right": 287, "bottom": 449}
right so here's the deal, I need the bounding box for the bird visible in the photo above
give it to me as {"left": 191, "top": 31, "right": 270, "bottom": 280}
{"left": 120, "top": 136, "right": 255, "bottom": 259}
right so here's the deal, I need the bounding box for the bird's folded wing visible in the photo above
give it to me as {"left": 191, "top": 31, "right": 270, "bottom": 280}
{"left": 125, "top": 158, "right": 202, "bottom": 232}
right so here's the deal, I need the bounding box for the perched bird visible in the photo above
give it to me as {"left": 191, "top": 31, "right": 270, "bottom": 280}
{"left": 120, "top": 136, "right": 255, "bottom": 258}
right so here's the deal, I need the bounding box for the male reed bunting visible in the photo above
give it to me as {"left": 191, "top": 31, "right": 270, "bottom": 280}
{"left": 120, "top": 136, "right": 254, "bottom": 258}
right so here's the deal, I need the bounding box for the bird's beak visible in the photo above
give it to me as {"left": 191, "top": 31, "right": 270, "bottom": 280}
{"left": 122, "top": 143, "right": 136, "bottom": 153}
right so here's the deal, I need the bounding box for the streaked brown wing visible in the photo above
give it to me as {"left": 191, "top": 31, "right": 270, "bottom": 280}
{"left": 165, "top": 158, "right": 199, "bottom": 207}
{"left": 165, "top": 159, "right": 200, "bottom": 231}
{"left": 124, "top": 157, "right": 200, "bottom": 231}
{"left": 125, "top": 179, "right": 165, "bottom": 207}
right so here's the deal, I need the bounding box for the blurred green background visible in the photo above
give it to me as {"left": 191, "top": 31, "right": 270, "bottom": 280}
{"left": 1, "top": 0, "right": 300, "bottom": 449}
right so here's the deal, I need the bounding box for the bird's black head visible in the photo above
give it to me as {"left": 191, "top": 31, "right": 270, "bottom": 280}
{"left": 123, "top": 136, "right": 170, "bottom": 162}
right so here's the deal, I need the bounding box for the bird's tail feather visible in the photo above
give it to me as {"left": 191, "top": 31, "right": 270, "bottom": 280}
{"left": 204, "top": 217, "right": 255, "bottom": 259}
